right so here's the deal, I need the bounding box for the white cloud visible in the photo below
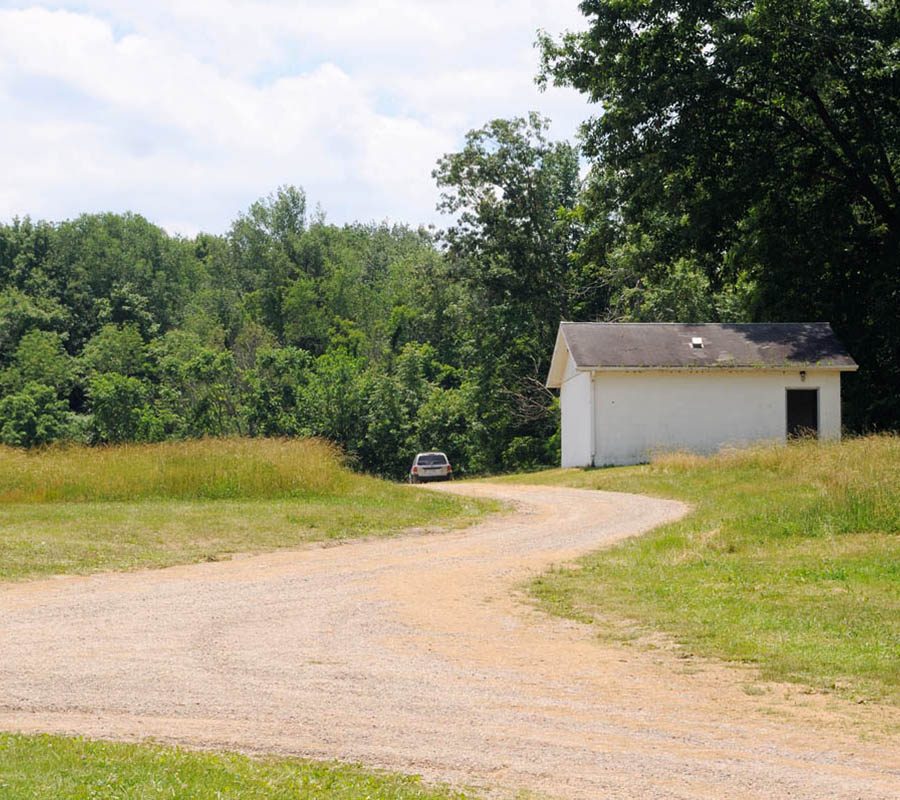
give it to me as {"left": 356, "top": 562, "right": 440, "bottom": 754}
{"left": 0, "top": 2, "right": 591, "bottom": 234}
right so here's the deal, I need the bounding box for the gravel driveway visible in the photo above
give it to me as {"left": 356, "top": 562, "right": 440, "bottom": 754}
{"left": 1, "top": 482, "right": 897, "bottom": 799}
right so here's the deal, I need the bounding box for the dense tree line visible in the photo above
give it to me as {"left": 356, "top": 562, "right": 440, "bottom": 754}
{"left": 0, "top": 118, "right": 583, "bottom": 476}
{"left": 2, "top": 1, "right": 897, "bottom": 471}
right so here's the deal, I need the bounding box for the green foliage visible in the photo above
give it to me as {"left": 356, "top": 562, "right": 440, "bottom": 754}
{"left": 282, "top": 275, "right": 329, "bottom": 352}
{"left": 46, "top": 212, "right": 199, "bottom": 348}
{"left": 0, "top": 383, "right": 72, "bottom": 447}
{"left": 304, "top": 349, "right": 368, "bottom": 444}
{"left": 1, "top": 330, "right": 72, "bottom": 396}
{"left": 0, "top": 288, "right": 66, "bottom": 365}
{"left": 540, "top": 0, "right": 900, "bottom": 428}
{"left": 435, "top": 113, "right": 581, "bottom": 324}
{"left": 415, "top": 388, "right": 471, "bottom": 467}
{"left": 432, "top": 114, "right": 585, "bottom": 471}
{"left": 87, "top": 372, "right": 152, "bottom": 444}
{"left": 178, "top": 348, "right": 242, "bottom": 437}
{"left": 80, "top": 323, "right": 149, "bottom": 378}
{"left": 243, "top": 346, "right": 313, "bottom": 437}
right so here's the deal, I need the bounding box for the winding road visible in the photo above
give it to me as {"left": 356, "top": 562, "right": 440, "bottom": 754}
{"left": 1, "top": 482, "right": 897, "bottom": 799}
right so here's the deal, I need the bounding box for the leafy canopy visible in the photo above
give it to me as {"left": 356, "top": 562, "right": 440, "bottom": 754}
{"left": 539, "top": 0, "right": 900, "bottom": 427}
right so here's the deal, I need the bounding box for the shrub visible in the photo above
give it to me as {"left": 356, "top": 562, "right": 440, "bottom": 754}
{"left": 88, "top": 372, "right": 149, "bottom": 443}
{"left": 0, "top": 382, "right": 72, "bottom": 447}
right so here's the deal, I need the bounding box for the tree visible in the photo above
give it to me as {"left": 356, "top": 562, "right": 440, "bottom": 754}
{"left": 45, "top": 213, "right": 199, "bottom": 350}
{"left": 0, "top": 183, "right": 596, "bottom": 470}
{"left": 540, "top": 0, "right": 900, "bottom": 428}
{"left": 0, "top": 288, "right": 66, "bottom": 365}
{"left": 302, "top": 350, "right": 368, "bottom": 447}
{"left": 434, "top": 114, "right": 582, "bottom": 330}
{"left": 80, "top": 324, "right": 150, "bottom": 378}
{"left": 242, "top": 346, "right": 313, "bottom": 437}
{"left": 282, "top": 276, "right": 329, "bottom": 353}
{"left": 433, "top": 115, "right": 583, "bottom": 470}
{"left": 228, "top": 185, "right": 308, "bottom": 335}
{"left": 0, "top": 382, "right": 72, "bottom": 447}
{"left": 87, "top": 373, "right": 151, "bottom": 444}
{"left": 179, "top": 349, "right": 242, "bottom": 437}
{"left": 359, "top": 343, "right": 451, "bottom": 477}
{"left": 415, "top": 387, "right": 473, "bottom": 474}
{"left": 1, "top": 330, "right": 72, "bottom": 397}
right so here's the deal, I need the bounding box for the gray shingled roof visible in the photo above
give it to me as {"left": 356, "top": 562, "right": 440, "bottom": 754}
{"left": 548, "top": 323, "right": 856, "bottom": 386}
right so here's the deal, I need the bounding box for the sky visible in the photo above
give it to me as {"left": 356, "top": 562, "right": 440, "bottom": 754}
{"left": 0, "top": 1, "right": 593, "bottom": 236}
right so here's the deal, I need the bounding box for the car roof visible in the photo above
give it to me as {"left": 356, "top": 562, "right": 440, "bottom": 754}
{"left": 415, "top": 451, "right": 447, "bottom": 458}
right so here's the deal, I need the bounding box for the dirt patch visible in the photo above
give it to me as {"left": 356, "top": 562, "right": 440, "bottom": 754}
{"left": 0, "top": 483, "right": 897, "bottom": 799}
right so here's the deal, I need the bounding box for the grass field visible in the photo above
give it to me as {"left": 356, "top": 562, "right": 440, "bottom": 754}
{"left": 0, "top": 734, "right": 476, "bottom": 800}
{"left": 0, "top": 439, "right": 495, "bottom": 581}
{"left": 502, "top": 436, "right": 900, "bottom": 703}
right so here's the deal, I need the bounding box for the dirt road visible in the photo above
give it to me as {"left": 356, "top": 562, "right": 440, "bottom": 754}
{"left": 1, "top": 483, "right": 897, "bottom": 799}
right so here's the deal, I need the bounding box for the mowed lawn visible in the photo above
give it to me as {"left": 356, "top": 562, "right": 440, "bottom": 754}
{"left": 0, "top": 734, "right": 476, "bottom": 800}
{"left": 0, "top": 438, "right": 495, "bottom": 581}
{"left": 501, "top": 436, "right": 900, "bottom": 703}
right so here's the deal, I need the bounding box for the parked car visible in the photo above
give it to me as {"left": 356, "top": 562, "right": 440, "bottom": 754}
{"left": 409, "top": 452, "right": 453, "bottom": 483}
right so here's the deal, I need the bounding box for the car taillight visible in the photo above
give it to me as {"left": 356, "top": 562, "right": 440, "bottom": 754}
{"left": 412, "top": 466, "right": 418, "bottom": 473}
{"left": 446, "top": 464, "right": 452, "bottom": 472}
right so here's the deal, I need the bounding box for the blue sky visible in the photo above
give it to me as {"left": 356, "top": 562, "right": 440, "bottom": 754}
{"left": 0, "top": 1, "right": 592, "bottom": 235}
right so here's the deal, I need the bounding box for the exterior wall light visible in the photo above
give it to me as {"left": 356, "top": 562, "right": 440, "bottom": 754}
{"left": 800, "top": 370, "right": 807, "bottom": 382}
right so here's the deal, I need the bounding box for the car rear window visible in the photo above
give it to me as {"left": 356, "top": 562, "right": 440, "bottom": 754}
{"left": 417, "top": 454, "right": 447, "bottom": 466}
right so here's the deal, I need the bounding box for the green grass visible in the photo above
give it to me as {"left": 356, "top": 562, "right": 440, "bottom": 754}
{"left": 500, "top": 435, "right": 900, "bottom": 703}
{"left": 0, "top": 734, "right": 476, "bottom": 800}
{"left": 0, "top": 439, "right": 496, "bottom": 581}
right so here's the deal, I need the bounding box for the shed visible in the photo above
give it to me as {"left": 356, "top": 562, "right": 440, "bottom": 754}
{"left": 546, "top": 322, "right": 857, "bottom": 467}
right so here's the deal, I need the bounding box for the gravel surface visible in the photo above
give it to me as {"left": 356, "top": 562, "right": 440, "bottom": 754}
{"left": 1, "top": 482, "right": 897, "bottom": 799}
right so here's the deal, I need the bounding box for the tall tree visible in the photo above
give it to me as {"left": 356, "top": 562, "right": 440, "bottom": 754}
{"left": 434, "top": 113, "right": 582, "bottom": 330}
{"left": 433, "top": 114, "right": 582, "bottom": 468}
{"left": 540, "top": 0, "right": 900, "bottom": 427}
{"left": 228, "top": 185, "right": 310, "bottom": 337}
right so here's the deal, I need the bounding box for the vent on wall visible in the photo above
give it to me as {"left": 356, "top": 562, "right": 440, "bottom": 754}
{"left": 691, "top": 337, "right": 704, "bottom": 349}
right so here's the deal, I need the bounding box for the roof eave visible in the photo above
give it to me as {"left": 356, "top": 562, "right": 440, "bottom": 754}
{"left": 545, "top": 327, "right": 572, "bottom": 388}
{"left": 581, "top": 364, "right": 859, "bottom": 373}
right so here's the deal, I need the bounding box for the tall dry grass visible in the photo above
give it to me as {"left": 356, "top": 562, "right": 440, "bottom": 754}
{"left": 649, "top": 434, "right": 900, "bottom": 536}
{"left": 0, "top": 438, "right": 355, "bottom": 503}
{"left": 523, "top": 434, "right": 900, "bottom": 701}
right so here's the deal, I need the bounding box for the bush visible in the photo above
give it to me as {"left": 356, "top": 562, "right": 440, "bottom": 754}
{"left": 0, "top": 382, "right": 72, "bottom": 447}
{"left": 88, "top": 373, "right": 149, "bottom": 443}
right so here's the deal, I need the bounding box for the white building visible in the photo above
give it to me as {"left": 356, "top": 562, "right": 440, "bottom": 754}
{"left": 546, "top": 322, "right": 857, "bottom": 467}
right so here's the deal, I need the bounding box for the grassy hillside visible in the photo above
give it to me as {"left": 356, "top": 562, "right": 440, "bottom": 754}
{"left": 0, "top": 734, "right": 476, "bottom": 800}
{"left": 0, "top": 439, "right": 495, "bottom": 581}
{"left": 504, "top": 436, "right": 899, "bottom": 703}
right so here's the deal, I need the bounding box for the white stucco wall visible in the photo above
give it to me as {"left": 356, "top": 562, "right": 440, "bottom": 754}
{"left": 560, "top": 360, "right": 593, "bottom": 468}
{"left": 587, "top": 369, "right": 842, "bottom": 467}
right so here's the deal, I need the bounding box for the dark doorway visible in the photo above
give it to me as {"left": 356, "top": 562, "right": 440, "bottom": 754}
{"left": 786, "top": 389, "right": 819, "bottom": 438}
